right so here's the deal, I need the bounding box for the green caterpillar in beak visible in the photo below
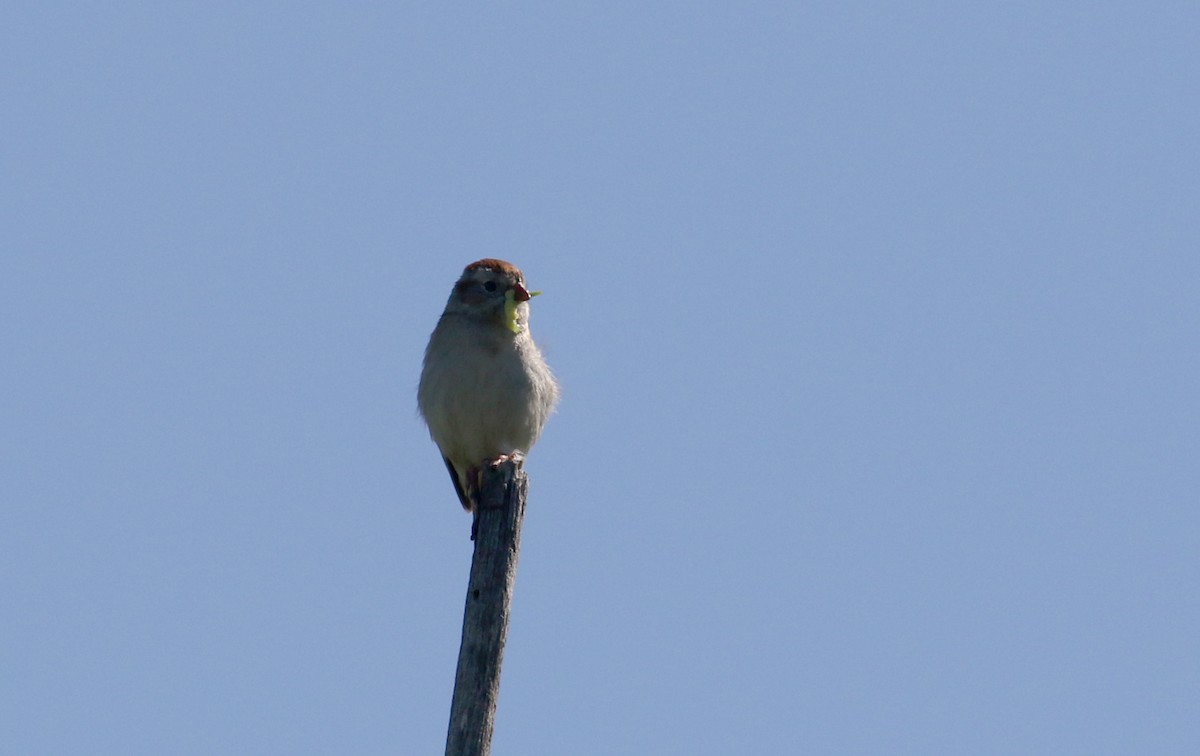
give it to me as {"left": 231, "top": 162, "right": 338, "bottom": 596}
{"left": 504, "top": 288, "right": 542, "bottom": 334}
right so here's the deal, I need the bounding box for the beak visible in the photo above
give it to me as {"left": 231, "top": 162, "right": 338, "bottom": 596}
{"left": 511, "top": 283, "right": 532, "bottom": 302}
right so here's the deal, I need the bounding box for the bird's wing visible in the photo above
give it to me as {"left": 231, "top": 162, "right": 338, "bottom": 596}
{"left": 443, "top": 455, "right": 471, "bottom": 510}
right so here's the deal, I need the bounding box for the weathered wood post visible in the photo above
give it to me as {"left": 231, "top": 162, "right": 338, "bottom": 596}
{"left": 445, "top": 459, "right": 528, "bottom": 756}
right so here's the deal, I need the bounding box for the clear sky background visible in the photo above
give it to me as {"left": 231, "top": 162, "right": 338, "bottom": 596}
{"left": 3, "top": 3, "right": 1197, "bottom": 754}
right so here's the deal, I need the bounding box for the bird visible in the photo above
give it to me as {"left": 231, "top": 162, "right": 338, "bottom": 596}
{"left": 418, "top": 259, "right": 559, "bottom": 511}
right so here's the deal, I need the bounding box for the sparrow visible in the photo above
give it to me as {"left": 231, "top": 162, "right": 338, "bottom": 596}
{"left": 418, "top": 259, "right": 559, "bottom": 510}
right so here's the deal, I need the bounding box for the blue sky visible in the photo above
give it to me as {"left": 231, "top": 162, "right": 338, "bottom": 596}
{"left": 2, "top": 3, "right": 1197, "bottom": 754}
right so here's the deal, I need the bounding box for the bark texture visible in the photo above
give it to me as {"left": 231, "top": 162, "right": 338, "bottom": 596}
{"left": 445, "top": 460, "right": 528, "bottom": 756}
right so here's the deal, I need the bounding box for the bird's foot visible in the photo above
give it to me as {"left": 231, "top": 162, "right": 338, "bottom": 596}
{"left": 487, "top": 451, "right": 525, "bottom": 469}
{"left": 466, "top": 453, "right": 525, "bottom": 519}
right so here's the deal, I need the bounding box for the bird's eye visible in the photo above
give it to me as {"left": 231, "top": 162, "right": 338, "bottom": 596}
{"left": 483, "top": 281, "right": 497, "bottom": 292}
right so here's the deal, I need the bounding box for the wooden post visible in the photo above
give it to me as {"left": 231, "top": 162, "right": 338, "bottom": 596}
{"left": 445, "top": 459, "right": 528, "bottom": 756}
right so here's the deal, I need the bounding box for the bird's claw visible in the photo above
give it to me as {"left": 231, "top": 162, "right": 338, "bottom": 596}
{"left": 466, "top": 452, "right": 525, "bottom": 515}
{"left": 488, "top": 451, "right": 524, "bottom": 469}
